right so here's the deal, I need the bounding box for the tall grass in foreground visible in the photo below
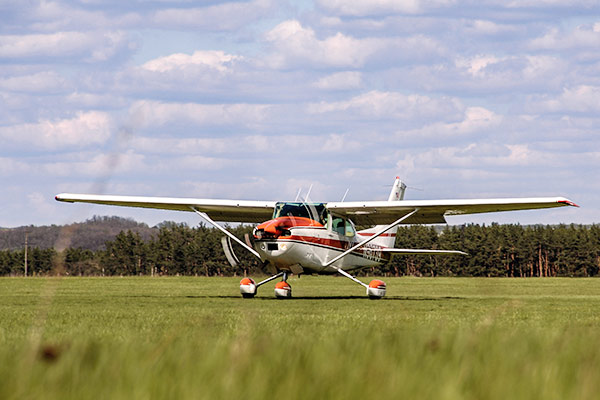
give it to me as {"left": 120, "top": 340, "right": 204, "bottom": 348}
{"left": 1, "top": 277, "right": 600, "bottom": 399}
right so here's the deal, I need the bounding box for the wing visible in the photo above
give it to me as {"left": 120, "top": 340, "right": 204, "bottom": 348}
{"left": 327, "top": 197, "right": 578, "bottom": 225}
{"left": 55, "top": 193, "right": 276, "bottom": 223}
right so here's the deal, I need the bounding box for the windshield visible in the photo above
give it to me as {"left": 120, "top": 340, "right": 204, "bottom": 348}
{"left": 273, "top": 202, "right": 328, "bottom": 225}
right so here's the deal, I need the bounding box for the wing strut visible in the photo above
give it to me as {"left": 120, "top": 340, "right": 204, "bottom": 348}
{"left": 191, "top": 207, "right": 262, "bottom": 260}
{"left": 324, "top": 209, "right": 420, "bottom": 268}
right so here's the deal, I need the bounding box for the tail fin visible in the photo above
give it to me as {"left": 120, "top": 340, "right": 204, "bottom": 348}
{"left": 357, "top": 177, "right": 405, "bottom": 248}
{"left": 388, "top": 176, "right": 407, "bottom": 201}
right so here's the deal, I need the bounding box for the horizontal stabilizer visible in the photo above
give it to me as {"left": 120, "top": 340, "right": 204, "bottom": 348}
{"left": 381, "top": 248, "right": 468, "bottom": 256}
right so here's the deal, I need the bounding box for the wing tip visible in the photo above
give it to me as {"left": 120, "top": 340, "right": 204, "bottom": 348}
{"left": 55, "top": 193, "right": 75, "bottom": 203}
{"left": 558, "top": 199, "right": 579, "bottom": 208}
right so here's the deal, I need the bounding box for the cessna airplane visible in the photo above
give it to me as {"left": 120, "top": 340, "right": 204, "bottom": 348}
{"left": 55, "top": 178, "right": 577, "bottom": 299}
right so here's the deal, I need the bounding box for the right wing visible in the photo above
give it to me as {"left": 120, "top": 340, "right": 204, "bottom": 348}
{"left": 327, "top": 197, "right": 578, "bottom": 225}
{"left": 55, "top": 193, "right": 276, "bottom": 223}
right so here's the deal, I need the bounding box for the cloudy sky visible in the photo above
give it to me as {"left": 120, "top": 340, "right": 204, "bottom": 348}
{"left": 1, "top": 0, "right": 598, "bottom": 228}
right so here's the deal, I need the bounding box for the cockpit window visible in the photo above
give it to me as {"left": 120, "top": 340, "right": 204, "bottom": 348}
{"left": 331, "top": 215, "right": 356, "bottom": 237}
{"left": 273, "top": 202, "right": 328, "bottom": 225}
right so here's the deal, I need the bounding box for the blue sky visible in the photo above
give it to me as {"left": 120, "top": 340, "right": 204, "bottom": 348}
{"left": 1, "top": 0, "right": 597, "bottom": 227}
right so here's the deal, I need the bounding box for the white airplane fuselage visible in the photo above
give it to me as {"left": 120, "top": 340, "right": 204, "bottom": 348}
{"left": 253, "top": 218, "right": 389, "bottom": 274}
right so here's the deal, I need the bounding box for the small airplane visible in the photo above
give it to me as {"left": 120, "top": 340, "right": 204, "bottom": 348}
{"left": 55, "top": 177, "right": 577, "bottom": 299}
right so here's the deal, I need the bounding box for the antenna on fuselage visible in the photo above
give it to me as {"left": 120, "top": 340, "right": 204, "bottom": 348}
{"left": 294, "top": 188, "right": 302, "bottom": 202}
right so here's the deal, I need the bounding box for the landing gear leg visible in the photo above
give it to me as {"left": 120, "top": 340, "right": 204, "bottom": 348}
{"left": 332, "top": 267, "right": 386, "bottom": 299}
{"left": 274, "top": 271, "right": 291, "bottom": 299}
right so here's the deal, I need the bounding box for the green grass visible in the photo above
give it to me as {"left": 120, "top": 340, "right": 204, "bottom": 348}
{"left": 2, "top": 276, "right": 600, "bottom": 399}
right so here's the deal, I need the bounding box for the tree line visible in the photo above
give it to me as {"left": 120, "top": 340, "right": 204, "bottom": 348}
{"left": 0, "top": 223, "right": 598, "bottom": 278}
{"left": 0, "top": 216, "right": 155, "bottom": 251}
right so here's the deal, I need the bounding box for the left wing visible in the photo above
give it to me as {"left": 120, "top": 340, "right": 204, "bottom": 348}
{"left": 327, "top": 197, "right": 578, "bottom": 225}
{"left": 55, "top": 193, "right": 276, "bottom": 223}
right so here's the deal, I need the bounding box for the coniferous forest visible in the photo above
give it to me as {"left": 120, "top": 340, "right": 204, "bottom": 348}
{"left": 0, "top": 218, "right": 599, "bottom": 277}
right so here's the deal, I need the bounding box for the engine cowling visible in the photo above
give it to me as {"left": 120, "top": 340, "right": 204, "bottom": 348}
{"left": 274, "top": 281, "right": 292, "bottom": 298}
{"left": 240, "top": 277, "right": 257, "bottom": 298}
{"left": 367, "top": 279, "right": 386, "bottom": 299}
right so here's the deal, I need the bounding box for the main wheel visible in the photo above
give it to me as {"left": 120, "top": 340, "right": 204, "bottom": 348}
{"left": 240, "top": 277, "right": 257, "bottom": 298}
{"left": 274, "top": 281, "right": 292, "bottom": 298}
{"left": 367, "top": 279, "right": 386, "bottom": 299}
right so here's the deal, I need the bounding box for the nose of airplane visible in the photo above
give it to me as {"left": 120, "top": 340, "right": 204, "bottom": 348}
{"left": 253, "top": 216, "right": 323, "bottom": 239}
{"left": 261, "top": 219, "right": 282, "bottom": 236}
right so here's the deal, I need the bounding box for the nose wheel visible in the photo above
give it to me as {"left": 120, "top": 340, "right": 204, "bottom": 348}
{"left": 274, "top": 272, "right": 291, "bottom": 298}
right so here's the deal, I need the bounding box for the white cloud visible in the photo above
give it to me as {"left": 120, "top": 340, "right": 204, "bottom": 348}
{"left": 394, "top": 143, "right": 556, "bottom": 185}
{"left": 150, "top": 0, "right": 274, "bottom": 30}
{"left": 20, "top": 1, "right": 145, "bottom": 32}
{"left": 313, "top": 71, "right": 363, "bottom": 90}
{"left": 529, "top": 24, "right": 600, "bottom": 51}
{"left": 264, "top": 20, "right": 384, "bottom": 68}
{"left": 316, "top": 0, "right": 454, "bottom": 16}
{"left": 141, "top": 50, "right": 242, "bottom": 73}
{"left": 0, "top": 71, "right": 68, "bottom": 93}
{"left": 307, "top": 90, "right": 464, "bottom": 120}
{"left": 396, "top": 106, "right": 502, "bottom": 143}
{"left": 65, "top": 92, "right": 128, "bottom": 109}
{"left": 398, "top": 54, "right": 568, "bottom": 95}
{"left": 44, "top": 150, "right": 146, "bottom": 177}
{"left": 0, "top": 31, "right": 133, "bottom": 62}
{"left": 465, "top": 20, "right": 518, "bottom": 36}
{"left": 455, "top": 55, "right": 505, "bottom": 77}
{"left": 129, "top": 134, "right": 362, "bottom": 156}
{"left": 27, "top": 192, "right": 57, "bottom": 218}
{"left": 264, "top": 21, "right": 444, "bottom": 69}
{"left": 0, "top": 111, "right": 113, "bottom": 149}
{"left": 454, "top": 54, "right": 566, "bottom": 83}
{"left": 506, "top": 0, "right": 599, "bottom": 8}
{"left": 0, "top": 157, "right": 30, "bottom": 175}
{"left": 532, "top": 85, "right": 600, "bottom": 113}
{"left": 128, "top": 101, "right": 271, "bottom": 129}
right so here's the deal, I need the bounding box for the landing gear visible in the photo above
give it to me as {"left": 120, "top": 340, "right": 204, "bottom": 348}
{"left": 240, "top": 271, "right": 385, "bottom": 299}
{"left": 274, "top": 272, "right": 291, "bottom": 298}
{"left": 330, "top": 265, "right": 387, "bottom": 299}
{"left": 239, "top": 278, "right": 257, "bottom": 298}
{"left": 239, "top": 271, "right": 291, "bottom": 299}
{"left": 367, "top": 279, "right": 386, "bottom": 299}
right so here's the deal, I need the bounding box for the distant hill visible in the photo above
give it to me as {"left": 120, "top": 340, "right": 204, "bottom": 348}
{"left": 0, "top": 216, "right": 158, "bottom": 251}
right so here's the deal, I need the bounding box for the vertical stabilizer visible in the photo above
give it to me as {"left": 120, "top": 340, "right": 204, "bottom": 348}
{"left": 357, "top": 177, "right": 405, "bottom": 248}
{"left": 388, "top": 176, "right": 407, "bottom": 201}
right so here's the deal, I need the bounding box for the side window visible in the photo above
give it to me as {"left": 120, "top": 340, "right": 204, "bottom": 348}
{"left": 345, "top": 220, "right": 355, "bottom": 237}
{"left": 332, "top": 216, "right": 345, "bottom": 235}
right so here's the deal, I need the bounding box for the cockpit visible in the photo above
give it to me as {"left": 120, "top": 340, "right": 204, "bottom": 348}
{"left": 273, "top": 202, "right": 328, "bottom": 225}
{"left": 272, "top": 202, "right": 355, "bottom": 237}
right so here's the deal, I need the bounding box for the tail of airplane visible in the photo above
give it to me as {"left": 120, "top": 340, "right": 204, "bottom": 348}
{"left": 356, "top": 177, "right": 406, "bottom": 248}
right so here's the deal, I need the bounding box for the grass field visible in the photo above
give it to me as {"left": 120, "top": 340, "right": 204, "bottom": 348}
{"left": 2, "top": 276, "right": 600, "bottom": 399}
